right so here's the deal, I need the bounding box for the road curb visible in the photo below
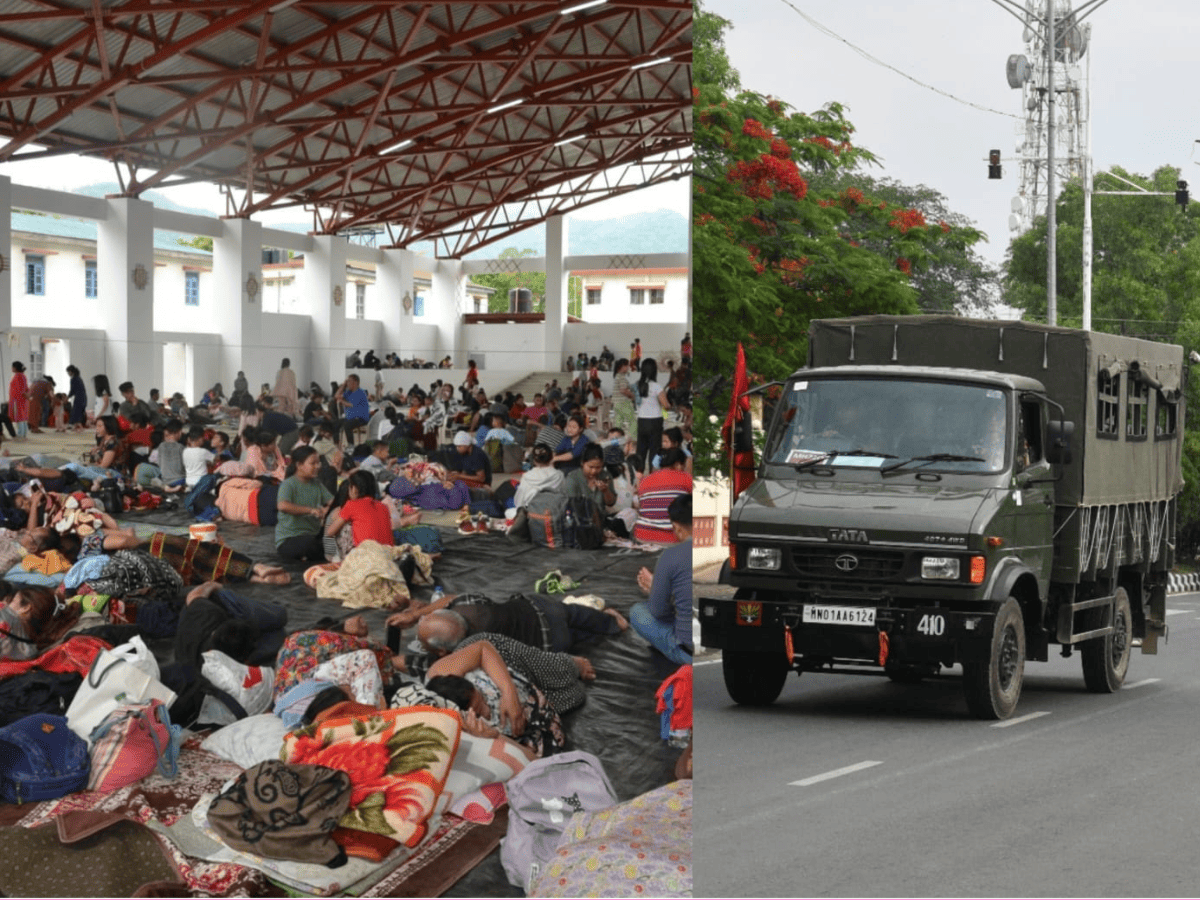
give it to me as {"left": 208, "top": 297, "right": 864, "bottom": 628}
{"left": 1169, "top": 572, "right": 1200, "bottom": 594}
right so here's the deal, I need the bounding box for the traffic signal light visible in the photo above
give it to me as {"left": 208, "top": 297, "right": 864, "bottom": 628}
{"left": 988, "top": 149, "right": 1002, "bottom": 180}
{"left": 1177, "top": 180, "right": 1189, "bottom": 210}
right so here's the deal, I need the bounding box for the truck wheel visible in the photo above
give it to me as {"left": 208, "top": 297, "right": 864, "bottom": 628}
{"left": 722, "top": 651, "right": 790, "bottom": 706}
{"left": 885, "top": 662, "right": 940, "bottom": 684}
{"left": 962, "top": 597, "right": 1025, "bottom": 719}
{"left": 1081, "top": 587, "right": 1131, "bottom": 693}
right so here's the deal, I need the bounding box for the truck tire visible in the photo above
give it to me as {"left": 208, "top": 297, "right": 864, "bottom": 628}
{"left": 962, "top": 597, "right": 1025, "bottom": 720}
{"left": 722, "top": 650, "right": 790, "bottom": 707}
{"left": 1081, "top": 587, "right": 1131, "bottom": 693}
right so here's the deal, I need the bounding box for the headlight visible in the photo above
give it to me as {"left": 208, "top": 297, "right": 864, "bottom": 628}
{"left": 747, "top": 547, "right": 781, "bottom": 570}
{"left": 921, "top": 556, "right": 960, "bottom": 580}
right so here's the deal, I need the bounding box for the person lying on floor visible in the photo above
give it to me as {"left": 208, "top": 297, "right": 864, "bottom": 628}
{"left": 272, "top": 614, "right": 405, "bottom": 702}
{"left": 431, "top": 630, "right": 595, "bottom": 715}
{"left": 387, "top": 591, "right": 628, "bottom": 659}
{"left": 424, "top": 638, "right": 564, "bottom": 758}
{"left": 0, "top": 584, "right": 81, "bottom": 660}
{"left": 173, "top": 580, "right": 288, "bottom": 668}
{"left": 20, "top": 482, "right": 141, "bottom": 556}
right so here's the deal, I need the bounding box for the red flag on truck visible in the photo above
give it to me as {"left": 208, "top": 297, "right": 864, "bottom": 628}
{"left": 721, "top": 343, "right": 757, "bottom": 499}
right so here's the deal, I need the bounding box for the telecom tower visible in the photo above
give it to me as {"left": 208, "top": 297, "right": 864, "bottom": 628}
{"left": 1005, "top": 0, "right": 1091, "bottom": 234}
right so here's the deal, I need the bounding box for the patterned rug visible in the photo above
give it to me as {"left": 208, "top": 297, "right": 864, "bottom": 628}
{"left": 0, "top": 740, "right": 509, "bottom": 897}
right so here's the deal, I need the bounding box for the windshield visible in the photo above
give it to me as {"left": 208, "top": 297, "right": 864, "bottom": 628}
{"left": 764, "top": 377, "right": 1009, "bottom": 474}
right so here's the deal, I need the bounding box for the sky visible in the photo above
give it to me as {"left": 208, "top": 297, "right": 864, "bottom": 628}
{"left": 0, "top": 146, "right": 689, "bottom": 232}
{"left": 703, "top": 0, "right": 1200, "bottom": 269}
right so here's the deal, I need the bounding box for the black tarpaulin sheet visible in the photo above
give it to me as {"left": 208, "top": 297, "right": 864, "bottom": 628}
{"left": 120, "top": 507, "right": 680, "bottom": 897}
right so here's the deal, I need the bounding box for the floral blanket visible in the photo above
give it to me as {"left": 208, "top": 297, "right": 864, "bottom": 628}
{"left": 283, "top": 706, "right": 461, "bottom": 848}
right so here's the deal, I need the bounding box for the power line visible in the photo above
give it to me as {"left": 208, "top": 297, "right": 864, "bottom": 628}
{"left": 777, "top": 0, "right": 1020, "bottom": 120}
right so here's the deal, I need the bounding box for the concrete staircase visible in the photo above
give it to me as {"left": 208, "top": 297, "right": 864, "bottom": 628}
{"left": 497, "top": 370, "right": 568, "bottom": 401}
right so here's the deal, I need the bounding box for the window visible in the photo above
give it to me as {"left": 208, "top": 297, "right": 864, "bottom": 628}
{"left": 1156, "top": 395, "right": 1178, "bottom": 439}
{"left": 355, "top": 283, "right": 365, "bottom": 319}
{"left": 629, "top": 288, "right": 645, "bottom": 305}
{"left": 586, "top": 287, "right": 601, "bottom": 305}
{"left": 1126, "top": 376, "right": 1148, "bottom": 440}
{"left": 85, "top": 261, "right": 97, "bottom": 299}
{"left": 414, "top": 294, "right": 425, "bottom": 317}
{"left": 25, "top": 255, "right": 44, "bottom": 296}
{"left": 185, "top": 271, "right": 200, "bottom": 306}
{"left": 649, "top": 287, "right": 665, "bottom": 304}
{"left": 1096, "top": 369, "right": 1119, "bottom": 438}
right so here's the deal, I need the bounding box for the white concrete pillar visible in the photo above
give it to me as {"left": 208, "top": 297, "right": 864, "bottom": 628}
{"left": 542, "top": 214, "right": 569, "bottom": 370}
{"left": 0, "top": 176, "right": 10, "bottom": 333}
{"left": 213, "top": 218, "right": 264, "bottom": 394}
{"left": 377, "top": 247, "right": 415, "bottom": 360}
{"left": 307, "top": 234, "right": 349, "bottom": 388}
{"left": 431, "top": 257, "right": 465, "bottom": 366}
{"left": 97, "top": 196, "right": 155, "bottom": 390}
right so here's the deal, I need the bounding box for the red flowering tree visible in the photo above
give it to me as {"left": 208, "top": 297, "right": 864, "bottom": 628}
{"left": 692, "top": 2, "right": 983, "bottom": 476}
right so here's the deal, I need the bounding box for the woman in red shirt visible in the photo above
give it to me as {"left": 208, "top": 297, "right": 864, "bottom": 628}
{"left": 8, "top": 362, "right": 28, "bottom": 439}
{"left": 325, "top": 470, "right": 394, "bottom": 547}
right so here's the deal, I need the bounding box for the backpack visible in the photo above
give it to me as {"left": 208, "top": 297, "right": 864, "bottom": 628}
{"left": 0, "top": 670, "right": 83, "bottom": 727}
{"left": 0, "top": 713, "right": 90, "bottom": 804}
{"left": 484, "top": 438, "right": 505, "bottom": 474}
{"left": 502, "top": 442, "right": 524, "bottom": 474}
{"left": 526, "top": 491, "right": 569, "bottom": 548}
{"left": 564, "top": 496, "right": 605, "bottom": 550}
{"left": 500, "top": 750, "right": 618, "bottom": 892}
{"left": 158, "top": 662, "right": 249, "bottom": 729}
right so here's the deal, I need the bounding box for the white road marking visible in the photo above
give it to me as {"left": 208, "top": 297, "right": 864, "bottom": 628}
{"left": 693, "top": 657, "right": 722, "bottom": 667}
{"left": 1123, "top": 677, "right": 1161, "bottom": 690}
{"left": 789, "top": 760, "right": 882, "bottom": 787}
{"left": 1165, "top": 609, "right": 1188, "bottom": 616}
{"left": 990, "top": 710, "right": 1051, "bottom": 728}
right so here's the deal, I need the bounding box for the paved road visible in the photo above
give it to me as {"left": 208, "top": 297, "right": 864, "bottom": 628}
{"left": 694, "top": 591, "right": 1200, "bottom": 898}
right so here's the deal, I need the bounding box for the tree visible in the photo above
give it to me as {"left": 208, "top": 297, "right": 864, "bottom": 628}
{"left": 692, "top": 1, "right": 983, "bottom": 476}
{"left": 1004, "top": 163, "right": 1200, "bottom": 556}
{"left": 810, "top": 172, "right": 1001, "bottom": 316}
{"left": 178, "top": 235, "right": 213, "bottom": 252}
{"left": 468, "top": 246, "right": 581, "bottom": 315}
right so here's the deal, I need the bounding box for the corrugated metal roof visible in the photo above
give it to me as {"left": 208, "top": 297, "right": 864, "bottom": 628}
{"left": 0, "top": 1, "right": 691, "bottom": 257}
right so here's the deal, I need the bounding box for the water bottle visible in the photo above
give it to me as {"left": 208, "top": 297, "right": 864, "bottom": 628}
{"left": 430, "top": 584, "right": 445, "bottom": 604}
{"left": 563, "top": 505, "right": 576, "bottom": 548}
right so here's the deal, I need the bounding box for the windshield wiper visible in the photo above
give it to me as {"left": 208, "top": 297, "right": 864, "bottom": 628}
{"left": 880, "top": 453, "right": 985, "bottom": 476}
{"left": 792, "top": 448, "right": 897, "bottom": 472}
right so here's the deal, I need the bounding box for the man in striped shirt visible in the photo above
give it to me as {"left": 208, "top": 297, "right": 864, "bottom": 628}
{"left": 633, "top": 449, "right": 692, "bottom": 544}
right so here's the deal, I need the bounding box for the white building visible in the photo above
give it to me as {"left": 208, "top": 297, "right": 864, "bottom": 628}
{"left": 3, "top": 179, "right": 690, "bottom": 404}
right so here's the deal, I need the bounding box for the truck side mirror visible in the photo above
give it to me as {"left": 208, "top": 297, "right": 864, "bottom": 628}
{"left": 1045, "top": 420, "right": 1074, "bottom": 465}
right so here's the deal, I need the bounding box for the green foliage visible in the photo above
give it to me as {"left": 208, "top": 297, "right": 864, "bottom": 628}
{"left": 468, "top": 247, "right": 582, "bottom": 315}
{"left": 177, "top": 235, "right": 213, "bottom": 252}
{"left": 691, "top": 1, "right": 983, "bottom": 477}
{"left": 1004, "top": 163, "right": 1200, "bottom": 554}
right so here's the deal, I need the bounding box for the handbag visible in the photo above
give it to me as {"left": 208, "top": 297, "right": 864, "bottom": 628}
{"left": 86, "top": 699, "right": 181, "bottom": 792}
{"left": 65, "top": 647, "right": 176, "bottom": 744}
{"left": 107, "top": 635, "right": 160, "bottom": 682}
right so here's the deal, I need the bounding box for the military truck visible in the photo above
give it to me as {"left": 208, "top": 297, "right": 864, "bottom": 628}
{"left": 699, "top": 315, "right": 1185, "bottom": 718}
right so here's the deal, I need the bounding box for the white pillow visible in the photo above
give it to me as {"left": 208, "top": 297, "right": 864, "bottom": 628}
{"left": 441, "top": 729, "right": 528, "bottom": 811}
{"left": 200, "top": 714, "right": 290, "bottom": 769}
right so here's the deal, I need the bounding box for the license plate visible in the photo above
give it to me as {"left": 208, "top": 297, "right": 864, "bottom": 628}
{"left": 802, "top": 604, "right": 876, "bottom": 627}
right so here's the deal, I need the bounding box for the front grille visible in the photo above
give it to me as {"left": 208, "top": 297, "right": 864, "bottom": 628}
{"left": 792, "top": 547, "right": 906, "bottom": 581}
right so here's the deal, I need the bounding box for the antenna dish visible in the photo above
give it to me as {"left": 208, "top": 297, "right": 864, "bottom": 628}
{"left": 1009, "top": 215, "right": 1021, "bottom": 231}
{"left": 1006, "top": 54, "right": 1031, "bottom": 89}
{"left": 1011, "top": 197, "right": 1025, "bottom": 213}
